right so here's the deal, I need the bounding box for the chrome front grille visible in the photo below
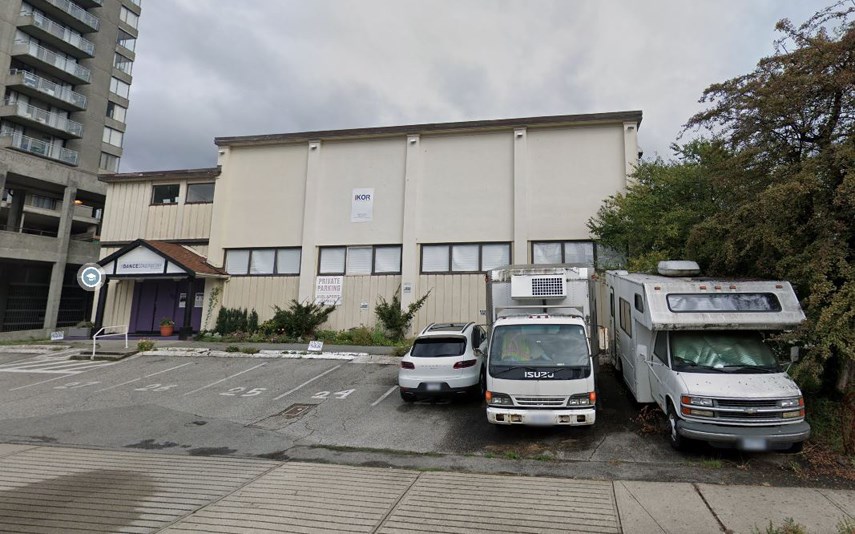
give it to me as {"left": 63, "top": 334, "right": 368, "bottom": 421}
{"left": 716, "top": 399, "right": 778, "bottom": 409}
{"left": 514, "top": 396, "right": 566, "bottom": 407}
{"left": 683, "top": 397, "right": 801, "bottom": 425}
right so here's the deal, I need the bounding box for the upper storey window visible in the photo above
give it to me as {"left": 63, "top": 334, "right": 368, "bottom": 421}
{"left": 119, "top": 6, "right": 139, "bottom": 29}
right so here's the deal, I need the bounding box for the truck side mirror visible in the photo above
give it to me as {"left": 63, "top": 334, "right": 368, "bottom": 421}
{"left": 790, "top": 347, "right": 800, "bottom": 363}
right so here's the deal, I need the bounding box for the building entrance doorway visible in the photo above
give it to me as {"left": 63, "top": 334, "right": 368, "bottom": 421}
{"left": 129, "top": 279, "right": 203, "bottom": 334}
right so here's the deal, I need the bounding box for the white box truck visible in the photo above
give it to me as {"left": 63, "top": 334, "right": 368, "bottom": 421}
{"left": 605, "top": 261, "right": 810, "bottom": 451}
{"left": 484, "top": 265, "right": 598, "bottom": 426}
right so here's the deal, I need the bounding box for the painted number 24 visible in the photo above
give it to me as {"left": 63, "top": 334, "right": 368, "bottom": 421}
{"left": 312, "top": 389, "right": 355, "bottom": 400}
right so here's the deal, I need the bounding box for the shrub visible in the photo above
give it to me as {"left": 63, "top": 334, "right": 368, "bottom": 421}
{"left": 247, "top": 310, "right": 259, "bottom": 333}
{"left": 346, "top": 326, "right": 374, "bottom": 346}
{"left": 224, "top": 345, "right": 241, "bottom": 353}
{"left": 240, "top": 347, "right": 260, "bottom": 354}
{"left": 215, "top": 307, "right": 260, "bottom": 335}
{"left": 137, "top": 339, "right": 155, "bottom": 352}
{"left": 375, "top": 287, "right": 431, "bottom": 341}
{"left": 267, "top": 300, "right": 335, "bottom": 340}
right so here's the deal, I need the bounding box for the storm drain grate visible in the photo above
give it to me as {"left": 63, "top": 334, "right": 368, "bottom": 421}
{"left": 250, "top": 404, "right": 316, "bottom": 430}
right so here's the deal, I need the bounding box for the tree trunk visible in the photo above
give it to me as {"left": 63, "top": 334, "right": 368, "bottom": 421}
{"left": 837, "top": 358, "right": 855, "bottom": 394}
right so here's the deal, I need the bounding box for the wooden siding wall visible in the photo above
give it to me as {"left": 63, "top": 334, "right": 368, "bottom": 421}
{"left": 101, "top": 280, "right": 134, "bottom": 328}
{"left": 221, "top": 277, "right": 301, "bottom": 321}
{"left": 323, "top": 275, "right": 401, "bottom": 332}
{"left": 414, "top": 274, "right": 487, "bottom": 333}
{"left": 101, "top": 182, "right": 213, "bottom": 242}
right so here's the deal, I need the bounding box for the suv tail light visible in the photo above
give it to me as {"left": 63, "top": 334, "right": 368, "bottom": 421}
{"left": 453, "top": 359, "right": 477, "bottom": 369}
{"left": 401, "top": 361, "right": 415, "bottom": 369}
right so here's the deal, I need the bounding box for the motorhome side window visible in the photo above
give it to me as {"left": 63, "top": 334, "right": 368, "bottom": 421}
{"left": 666, "top": 293, "right": 782, "bottom": 312}
{"left": 619, "top": 298, "right": 632, "bottom": 337}
{"left": 653, "top": 332, "right": 668, "bottom": 364}
{"left": 610, "top": 290, "right": 615, "bottom": 317}
{"left": 634, "top": 293, "right": 644, "bottom": 312}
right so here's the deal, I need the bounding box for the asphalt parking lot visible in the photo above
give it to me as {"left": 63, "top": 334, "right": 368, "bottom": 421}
{"left": 0, "top": 350, "right": 807, "bottom": 484}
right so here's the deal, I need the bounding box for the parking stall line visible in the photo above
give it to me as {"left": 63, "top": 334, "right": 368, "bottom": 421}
{"left": 272, "top": 365, "right": 343, "bottom": 401}
{"left": 9, "top": 374, "right": 76, "bottom": 391}
{"left": 371, "top": 386, "right": 399, "bottom": 407}
{"left": 182, "top": 363, "right": 268, "bottom": 396}
{"left": 95, "top": 362, "right": 194, "bottom": 392}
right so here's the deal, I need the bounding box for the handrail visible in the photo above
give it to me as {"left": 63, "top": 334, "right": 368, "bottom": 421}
{"left": 92, "top": 325, "right": 128, "bottom": 360}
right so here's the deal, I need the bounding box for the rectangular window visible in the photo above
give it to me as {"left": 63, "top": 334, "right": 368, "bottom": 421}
{"left": 225, "top": 250, "right": 250, "bottom": 275}
{"left": 113, "top": 52, "right": 133, "bottom": 75}
{"left": 634, "top": 293, "right": 644, "bottom": 312}
{"left": 106, "top": 101, "right": 127, "bottom": 123}
{"left": 619, "top": 298, "right": 632, "bottom": 337}
{"left": 151, "top": 184, "right": 179, "bottom": 204}
{"left": 532, "top": 241, "right": 595, "bottom": 266}
{"left": 249, "top": 249, "right": 275, "bottom": 275}
{"left": 276, "top": 248, "right": 301, "bottom": 275}
{"left": 667, "top": 293, "right": 782, "bottom": 313}
{"left": 186, "top": 182, "right": 215, "bottom": 203}
{"left": 99, "top": 152, "right": 120, "bottom": 172}
{"left": 320, "top": 245, "right": 402, "bottom": 275}
{"left": 110, "top": 77, "right": 130, "bottom": 99}
{"left": 421, "top": 243, "right": 511, "bottom": 273}
{"left": 117, "top": 29, "right": 136, "bottom": 52}
{"left": 119, "top": 6, "right": 139, "bottom": 28}
{"left": 102, "top": 126, "right": 123, "bottom": 147}
{"left": 653, "top": 332, "right": 668, "bottom": 364}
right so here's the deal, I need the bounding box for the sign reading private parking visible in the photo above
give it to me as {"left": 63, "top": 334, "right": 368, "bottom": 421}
{"left": 351, "top": 188, "right": 374, "bottom": 223}
{"left": 315, "top": 276, "right": 343, "bottom": 306}
{"left": 77, "top": 263, "right": 106, "bottom": 291}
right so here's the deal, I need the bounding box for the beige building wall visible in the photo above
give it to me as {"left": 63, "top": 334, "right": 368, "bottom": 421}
{"left": 322, "top": 275, "right": 401, "bottom": 331}
{"left": 414, "top": 274, "right": 487, "bottom": 329}
{"left": 99, "top": 279, "right": 134, "bottom": 328}
{"left": 220, "top": 277, "right": 300, "bottom": 322}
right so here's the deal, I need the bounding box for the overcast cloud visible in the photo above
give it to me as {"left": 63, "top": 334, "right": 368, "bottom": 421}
{"left": 120, "top": 0, "right": 826, "bottom": 172}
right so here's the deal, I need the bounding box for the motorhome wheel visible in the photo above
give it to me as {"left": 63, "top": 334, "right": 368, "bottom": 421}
{"left": 666, "top": 405, "right": 685, "bottom": 451}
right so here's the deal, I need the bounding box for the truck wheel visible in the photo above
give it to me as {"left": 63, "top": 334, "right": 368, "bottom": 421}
{"left": 666, "top": 404, "right": 685, "bottom": 451}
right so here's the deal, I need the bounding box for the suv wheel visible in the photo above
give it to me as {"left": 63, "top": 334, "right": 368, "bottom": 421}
{"left": 400, "top": 390, "right": 416, "bottom": 403}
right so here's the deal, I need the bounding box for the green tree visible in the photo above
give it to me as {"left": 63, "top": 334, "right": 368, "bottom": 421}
{"left": 375, "top": 287, "right": 431, "bottom": 341}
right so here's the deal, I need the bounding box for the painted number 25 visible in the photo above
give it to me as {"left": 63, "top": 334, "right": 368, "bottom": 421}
{"left": 220, "top": 387, "right": 266, "bottom": 397}
{"left": 312, "top": 389, "right": 355, "bottom": 400}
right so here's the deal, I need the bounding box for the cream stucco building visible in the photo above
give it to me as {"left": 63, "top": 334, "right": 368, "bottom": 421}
{"left": 94, "top": 111, "right": 641, "bottom": 337}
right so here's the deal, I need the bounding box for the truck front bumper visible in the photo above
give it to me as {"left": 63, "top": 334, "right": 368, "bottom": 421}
{"left": 487, "top": 407, "right": 595, "bottom": 426}
{"left": 678, "top": 420, "right": 810, "bottom": 451}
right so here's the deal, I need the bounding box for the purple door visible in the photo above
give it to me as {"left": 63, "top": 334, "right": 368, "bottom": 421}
{"left": 130, "top": 280, "right": 178, "bottom": 333}
{"left": 174, "top": 279, "right": 204, "bottom": 332}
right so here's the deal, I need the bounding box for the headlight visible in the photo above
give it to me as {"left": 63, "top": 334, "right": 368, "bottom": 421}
{"left": 779, "top": 397, "right": 803, "bottom": 408}
{"left": 681, "top": 396, "right": 713, "bottom": 407}
{"left": 569, "top": 394, "right": 592, "bottom": 406}
{"left": 486, "top": 392, "right": 513, "bottom": 406}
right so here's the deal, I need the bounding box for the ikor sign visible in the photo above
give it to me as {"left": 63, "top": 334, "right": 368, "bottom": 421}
{"left": 315, "top": 276, "right": 343, "bottom": 306}
{"left": 351, "top": 188, "right": 374, "bottom": 223}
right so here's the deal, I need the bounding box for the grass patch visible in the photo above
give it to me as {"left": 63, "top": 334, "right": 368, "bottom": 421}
{"left": 224, "top": 345, "right": 241, "bottom": 353}
{"left": 752, "top": 518, "right": 806, "bottom": 534}
{"left": 0, "top": 339, "right": 50, "bottom": 346}
{"left": 699, "top": 458, "right": 723, "bottom": 469}
{"left": 240, "top": 347, "right": 260, "bottom": 354}
{"left": 503, "top": 451, "right": 521, "bottom": 460}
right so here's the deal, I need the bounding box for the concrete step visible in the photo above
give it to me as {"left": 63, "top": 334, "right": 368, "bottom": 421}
{"left": 70, "top": 348, "right": 138, "bottom": 361}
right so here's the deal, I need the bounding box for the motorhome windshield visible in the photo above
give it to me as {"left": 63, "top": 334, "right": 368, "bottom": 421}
{"left": 490, "top": 324, "right": 589, "bottom": 369}
{"left": 669, "top": 331, "right": 779, "bottom": 373}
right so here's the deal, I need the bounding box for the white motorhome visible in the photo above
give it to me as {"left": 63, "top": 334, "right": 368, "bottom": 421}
{"left": 606, "top": 261, "right": 810, "bottom": 452}
{"left": 484, "top": 265, "right": 597, "bottom": 426}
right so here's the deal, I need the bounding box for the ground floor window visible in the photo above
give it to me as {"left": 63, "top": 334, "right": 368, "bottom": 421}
{"left": 319, "top": 245, "right": 401, "bottom": 275}
{"left": 532, "top": 241, "right": 594, "bottom": 265}
{"left": 225, "top": 248, "right": 301, "bottom": 276}
{"left": 421, "top": 242, "right": 510, "bottom": 273}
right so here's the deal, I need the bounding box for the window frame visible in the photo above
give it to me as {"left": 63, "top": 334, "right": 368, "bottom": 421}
{"left": 318, "top": 245, "right": 403, "bottom": 276}
{"left": 185, "top": 182, "right": 215, "bottom": 204}
{"left": 102, "top": 126, "right": 124, "bottom": 147}
{"left": 106, "top": 101, "right": 127, "bottom": 123}
{"left": 531, "top": 240, "right": 596, "bottom": 265}
{"left": 150, "top": 183, "right": 180, "bottom": 205}
{"left": 653, "top": 331, "right": 669, "bottom": 365}
{"left": 99, "top": 152, "right": 120, "bottom": 172}
{"left": 113, "top": 52, "right": 133, "bottom": 75}
{"left": 110, "top": 77, "right": 130, "bottom": 99}
{"left": 225, "top": 247, "right": 302, "bottom": 277}
{"left": 634, "top": 293, "right": 644, "bottom": 312}
{"left": 419, "top": 242, "right": 512, "bottom": 274}
{"left": 619, "top": 297, "right": 633, "bottom": 338}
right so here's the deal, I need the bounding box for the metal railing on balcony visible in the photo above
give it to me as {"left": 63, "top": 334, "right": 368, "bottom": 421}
{"left": 44, "top": 0, "right": 100, "bottom": 31}
{"left": 0, "top": 223, "right": 59, "bottom": 237}
{"left": 0, "top": 130, "right": 79, "bottom": 166}
{"left": 4, "top": 98, "right": 84, "bottom": 137}
{"left": 25, "top": 10, "right": 96, "bottom": 56}
{"left": 8, "top": 69, "right": 87, "bottom": 109}
{"left": 15, "top": 40, "right": 91, "bottom": 82}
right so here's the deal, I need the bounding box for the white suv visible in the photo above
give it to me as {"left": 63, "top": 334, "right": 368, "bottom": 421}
{"left": 398, "top": 322, "right": 488, "bottom": 402}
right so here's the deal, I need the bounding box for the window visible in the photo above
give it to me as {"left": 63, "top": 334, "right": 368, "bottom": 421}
{"left": 127, "top": 0, "right": 142, "bottom": 6}
{"left": 619, "top": 298, "right": 632, "bottom": 337}
{"left": 151, "top": 184, "right": 179, "bottom": 204}
{"left": 225, "top": 248, "right": 301, "bottom": 276}
{"left": 653, "top": 332, "right": 668, "bottom": 364}
{"left": 102, "top": 126, "right": 123, "bottom": 147}
{"left": 410, "top": 337, "right": 467, "bottom": 358}
{"left": 634, "top": 293, "right": 644, "bottom": 312}
{"left": 421, "top": 243, "right": 511, "bottom": 273}
{"left": 667, "top": 293, "right": 782, "bottom": 313}
{"left": 119, "top": 6, "right": 139, "bottom": 29}
{"left": 110, "top": 77, "right": 130, "bottom": 99}
{"left": 106, "top": 101, "right": 127, "bottom": 123}
{"left": 532, "top": 241, "right": 595, "bottom": 265}
{"left": 30, "top": 194, "right": 57, "bottom": 210}
{"left": 99, "top": 152, "right": 120, "bottom": 172}
{"left": 319, "top": 245, "right": 402, "bottom": 275}
{"left": 186, "top": 182, "right": 215, "bottom": 203}
{"left": 117, "top": 29, "right": 136, "bottom": 51}
{"left": 113, "top": 52, "right": 133, "bottom": 75}
{"left": 610, "top": 289, "right": 615, "bottom": 318}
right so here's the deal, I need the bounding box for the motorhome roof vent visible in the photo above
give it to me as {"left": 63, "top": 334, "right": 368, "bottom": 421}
{"left": 511, "top": 274, "right": 566, "bottom": 299}
{"left": 657, "top": 261, "right": 701, "bottom": 277}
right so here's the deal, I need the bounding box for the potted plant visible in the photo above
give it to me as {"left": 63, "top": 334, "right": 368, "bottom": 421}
{"left": 159, "top": 318, "right": 175, "bottom": 337}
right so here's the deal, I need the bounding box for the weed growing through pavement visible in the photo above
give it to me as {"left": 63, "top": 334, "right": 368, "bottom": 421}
{"left": 752, "top": 518, "right": 806, "bottom": 534}
{"left": 137, "top": 339, "right": 155, "bottom": 352}
{"left": 699, "top": 458, "right": 723, "bottom": 469}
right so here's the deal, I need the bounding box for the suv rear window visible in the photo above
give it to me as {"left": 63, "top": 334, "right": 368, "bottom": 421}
{"left": 410, "top": 337, "right": 466, "bottom": 358}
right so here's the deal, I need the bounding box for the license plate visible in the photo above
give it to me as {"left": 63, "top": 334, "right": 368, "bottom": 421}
{"left": 742, "top": 438, "right": 767, "bottom": 451}
{"left": 425, "top": 383, "right": 441, "bottom": 391}
{"left": 526, "top": 412, "right": 554, "bottom": 425}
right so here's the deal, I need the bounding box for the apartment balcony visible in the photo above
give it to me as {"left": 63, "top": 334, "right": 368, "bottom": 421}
{"left": 26, "top": 0, "right": 100, "bottom": 34}
{"left": 18, "top": 11, "right": 95, "bottom": 59}
{"left": 74, "top": 0, "right": 103, "bottom": 9}
{"left": 0, "top": 131, "right": 79, "bottom": 166}
{"left": 0, "top": 100, "right": 83, "bottom": 139}
{"left": 12, "top": 41, "right": 91, "bottom": 85}
{"left": 6, "top": 70, "right": 86, "bottom": 111}
{"left": 21, "top": 195, "right": 101, "bottom": 224}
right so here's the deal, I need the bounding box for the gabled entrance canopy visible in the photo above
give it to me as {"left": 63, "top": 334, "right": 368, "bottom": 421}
{"left": 95, "top": 240, "right": 226, "bottom": 339}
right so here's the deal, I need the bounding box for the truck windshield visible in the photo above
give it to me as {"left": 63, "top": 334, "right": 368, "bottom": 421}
{"left": 490, "top": 324, "right": 589, "bottom": 368}
{"left": 410, "top": 337, "right": 466, "bottom": 358}
{"left": 669, "top": 331, "right": 779, "bottom": 372}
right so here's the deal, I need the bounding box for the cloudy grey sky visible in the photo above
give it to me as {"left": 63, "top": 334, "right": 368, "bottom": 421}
{"left": 120, "top": 0, "right": 827, "bottom": 172}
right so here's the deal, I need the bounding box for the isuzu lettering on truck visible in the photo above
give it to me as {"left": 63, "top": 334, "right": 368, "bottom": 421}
{"left": 606, "top": 261, "right": 810, "bottom": 452}
{"left": 484, "top": 265, "right": 597, "bottom": 427}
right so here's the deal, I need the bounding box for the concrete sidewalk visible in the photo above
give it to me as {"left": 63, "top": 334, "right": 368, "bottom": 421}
{"left": 0, "top": 444, "right": 851, "bottom": 533}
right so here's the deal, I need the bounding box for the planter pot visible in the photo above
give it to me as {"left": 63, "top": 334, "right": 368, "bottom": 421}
{"left": 160, "top": 325, "right": 174, "bottom": 337}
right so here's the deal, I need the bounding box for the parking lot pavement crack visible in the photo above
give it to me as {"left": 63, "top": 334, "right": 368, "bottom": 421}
{"left": 373, "top": 472, "right": 422, "bottom": 533}
{"left": 818, "top": 488, "right": 852, "bottom": 518}
{"left": 693, "top": 482, "right": 733, "bottom": 534}
{"left": 587, "top": 436, "right": 607, "bottom": 461}
{"left": 616, "top": 481, "right": 666, "bottom": 533}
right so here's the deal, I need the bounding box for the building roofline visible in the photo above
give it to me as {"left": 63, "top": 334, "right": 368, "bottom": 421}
{"left": 98, "top": 166, "right": 221, "bottom": 183}
{"left": 214, "top": 110, "right": 643, "bottom": 148}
